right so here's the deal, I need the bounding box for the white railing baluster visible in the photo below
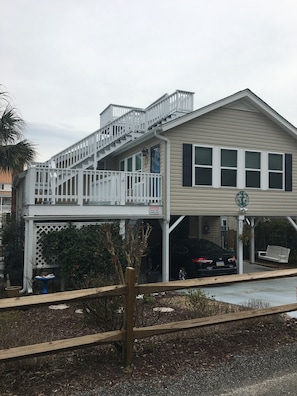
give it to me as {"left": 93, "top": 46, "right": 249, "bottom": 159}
{"left": 29, "top": 166, "right": 162, "bottom": 207}
{"left": 77, "top": 170, "right": 83, "bottom": 206}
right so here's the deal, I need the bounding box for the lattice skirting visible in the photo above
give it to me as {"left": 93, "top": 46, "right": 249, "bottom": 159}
{"left": 34, "top": 221, "right": 105, "bottom": 269}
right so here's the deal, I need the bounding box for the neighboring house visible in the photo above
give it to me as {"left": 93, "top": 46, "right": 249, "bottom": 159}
{"left": 0, "top": 171, "right": 12, "bottom": 224}
{"left": 0, "top": 171, "right": 12, "bottom": 278}
{"left": 14, "top": 89, "right": 297, "bottom": 292}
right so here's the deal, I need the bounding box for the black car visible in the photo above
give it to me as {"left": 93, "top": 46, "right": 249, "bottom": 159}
{"left": 150, "top": 238, "right": 237, "bottom": 280}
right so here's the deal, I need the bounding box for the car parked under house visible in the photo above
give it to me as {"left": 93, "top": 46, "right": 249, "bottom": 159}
{"left": 149, "top": 238, "right": 237, "bottom": 280}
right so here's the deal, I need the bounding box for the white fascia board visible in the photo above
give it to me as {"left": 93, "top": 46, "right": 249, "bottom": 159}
{"left": 161, "top": 89, "right": 297, "bottom": 140}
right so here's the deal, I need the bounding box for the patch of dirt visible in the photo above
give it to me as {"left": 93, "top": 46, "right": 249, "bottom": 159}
{"left": 1, "top": 292, "right": 297, "bottom": 396}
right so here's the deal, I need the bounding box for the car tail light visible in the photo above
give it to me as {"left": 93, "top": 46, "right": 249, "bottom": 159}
{"left": 228, "top": 256, "right": 236, "bottom": 263}
{"left": 192, "top": 257, "right": 213, "bottom": 265}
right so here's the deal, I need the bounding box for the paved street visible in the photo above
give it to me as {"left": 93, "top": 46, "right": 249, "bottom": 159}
{"left": 201, "top": 261, "right": 297, "bottom": 317}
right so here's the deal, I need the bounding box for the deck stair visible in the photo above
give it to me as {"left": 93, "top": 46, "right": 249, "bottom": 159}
{"left": 43, "top": 90, "right": 194, "bottom": 170}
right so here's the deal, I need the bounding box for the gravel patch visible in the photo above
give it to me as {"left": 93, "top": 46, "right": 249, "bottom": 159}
{"left": 74, "top": 343, "right": 297, "bottom": 396}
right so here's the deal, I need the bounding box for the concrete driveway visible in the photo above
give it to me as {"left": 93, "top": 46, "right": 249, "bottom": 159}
{"left": 200, "top": 261, "right": 297, "bottom": 318}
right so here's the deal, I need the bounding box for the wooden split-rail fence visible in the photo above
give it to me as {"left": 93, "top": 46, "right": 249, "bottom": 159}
{"left": 1, "top": 267, "right": 297, "bottom": 367}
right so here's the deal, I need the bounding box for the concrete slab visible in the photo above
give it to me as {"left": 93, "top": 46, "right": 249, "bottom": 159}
{"left": 200, "top": 261, "right": 297, "bottom": 318}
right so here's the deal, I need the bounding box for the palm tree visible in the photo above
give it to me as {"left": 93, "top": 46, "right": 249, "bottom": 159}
{"left": 0, "top": 89, "right": 36, "bottom": 217}
{"left": 0, "top": 90, "right": 35, "bottom": 172}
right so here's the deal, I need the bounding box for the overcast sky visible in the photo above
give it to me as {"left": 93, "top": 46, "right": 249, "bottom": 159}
{"left": 1, "top": 0, "right": 297, "bottom": 162}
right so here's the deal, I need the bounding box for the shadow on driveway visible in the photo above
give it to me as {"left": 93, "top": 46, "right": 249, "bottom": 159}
{"left": 201, "top": 261, "right": 297, "bottom": 317}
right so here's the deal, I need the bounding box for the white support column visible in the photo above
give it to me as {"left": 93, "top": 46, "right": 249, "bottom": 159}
{"left": 26, "top": 167, "right": 36, "bottom": 205}
{"left": 77, "top": 170, "right": 84, "bottom": 206}
{"left": 250, "top": 217, "right": 255, "bottom": 264}
{"left": 22, "top": 217, "right": 34, "bottom": 293}
{"left": 119, "top": 219, "right": 125, "bottom": 239}
{"left": 161, "top": 219, "right": 170, "bottom": 282}
{"left": 120, "top": 174, "right": 126, "bottom": 205}
{"left": 237, "top": 215, "right": 244, "bottom": 274}
{"left": 287, "top": 216, "right": 297, "bottom": 231}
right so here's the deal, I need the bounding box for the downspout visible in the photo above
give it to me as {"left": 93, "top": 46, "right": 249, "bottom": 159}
{"left": 21, "top": 216, "right": 34, "bottom": 294}
{"left": 154, "top": 128, "right": 170, "bottom": 282}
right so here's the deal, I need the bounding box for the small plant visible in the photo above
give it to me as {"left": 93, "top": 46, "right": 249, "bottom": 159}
{"left": 143, "top": 295, "right": 155, "bottom": 304}
{"left": 238, "top": 231, "right": 251, "bottom": 245}
{"left": 186, "top": 289, "right": 216, "bottom": 318}
{"left": 78, "top": 275, "right": 124, "bottom": 332}
{"left": 241, "top": 299, "right": 270, "bottom": 310}
{"left": 82, "top": 296, "right": 124, "bottom": 332}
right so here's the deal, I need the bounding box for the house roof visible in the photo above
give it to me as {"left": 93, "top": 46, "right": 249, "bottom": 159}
{"left": 114, "top": 88, "right": 297, "bottom": 155}
{"left": 160, "top": 88, "right": 297, "bottom": 139}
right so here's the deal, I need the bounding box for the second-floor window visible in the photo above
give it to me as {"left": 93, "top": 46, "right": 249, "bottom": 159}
{"left": 120, "top": 152, "right": 142, "bottom": 172}
{"left": 184, "top": 144, "right": 291, "bottom": 191}
{"left": 194, "top": 146, "right": 212, "bottom": 185}
{"left": 245, "top": 151, "right": 261, "bottom": 188}
{"left": 135, "top": 153, "right": 142, "bottom": 171}
{"left": 127, "top": 157, "right": 133, "bottom": 172}
{"left": 269, "top": 153, "right": 283, "bottom": 189}
{"left": 221, "top": 149, "right": 237, "bottom": 187}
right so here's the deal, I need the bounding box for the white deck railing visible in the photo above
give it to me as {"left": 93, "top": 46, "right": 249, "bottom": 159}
{"left": 25, "top": 166, "right": 162, "bottom": 206}
{"left": 46, "top": 90, "right": 194, "bottom": 169}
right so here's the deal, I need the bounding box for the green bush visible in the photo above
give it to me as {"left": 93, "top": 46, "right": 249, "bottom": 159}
{"left": 40, "top": 221, "right": 152, "bottom": 288}
{"left": 40, "top": 223, "right": 123, "bottom": 288}
{"left": 2, "top": 219, "right": 24, "bottom": 285}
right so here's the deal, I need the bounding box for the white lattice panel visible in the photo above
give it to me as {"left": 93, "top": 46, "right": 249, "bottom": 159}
{"left": 34, "top": 221, "right": 107, "bottom": 269}
{"left": 35, "top": 223, "right": 66, "bottom": 269}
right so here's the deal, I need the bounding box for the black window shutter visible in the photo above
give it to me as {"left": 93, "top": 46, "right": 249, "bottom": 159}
{"left": 285, "top": 153, "right": 292, "bottom": 191}
{"left": 183, "top": 144, "right": 192, "bottom": 186}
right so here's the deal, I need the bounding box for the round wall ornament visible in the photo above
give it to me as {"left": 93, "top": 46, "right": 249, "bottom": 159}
{"left": 235, "top": 190, "right": 249, "bottom": 208}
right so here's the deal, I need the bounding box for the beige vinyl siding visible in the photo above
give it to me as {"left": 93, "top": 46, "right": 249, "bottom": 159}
{"left": 167, "top": 107, "right": 297, "bottom": 217}
{"left": 188, "top": 216, "right": 221, "bottom": 245}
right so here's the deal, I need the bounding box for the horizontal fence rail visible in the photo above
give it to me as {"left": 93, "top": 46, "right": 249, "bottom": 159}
{"left": 25, "top": 167, "right": 162, "bottom": 206}
{"left": 1, "top": 268, "right": 297, "bottom": 366}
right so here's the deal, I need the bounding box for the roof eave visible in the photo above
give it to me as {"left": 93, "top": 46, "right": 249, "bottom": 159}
{"left": 161, "top": 89, "right": 297, "bottom": 139}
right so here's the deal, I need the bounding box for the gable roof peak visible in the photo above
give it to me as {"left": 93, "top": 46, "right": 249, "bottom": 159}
{"left": 160, "top": 88, "right": 297, "bottom": 139}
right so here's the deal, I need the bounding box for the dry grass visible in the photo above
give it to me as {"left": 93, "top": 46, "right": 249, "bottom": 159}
{"left": 0, "top": 291, "right": 295, "bottom": 396}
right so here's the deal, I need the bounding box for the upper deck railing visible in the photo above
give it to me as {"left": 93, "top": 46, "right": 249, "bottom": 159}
{"left": 24, "top": 166, "right": 162, "bottom": 206}
{"left": 46, "top": 90, "right": 194, "bottom": 170}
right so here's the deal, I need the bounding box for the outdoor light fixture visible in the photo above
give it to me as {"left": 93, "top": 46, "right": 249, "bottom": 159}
{"left": 142, "top": 148, "right": 149, "bottom": 157}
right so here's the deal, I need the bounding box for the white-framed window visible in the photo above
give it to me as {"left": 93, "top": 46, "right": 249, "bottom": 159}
{"left": 189, "top": 144, "right": 289, "bottom": 191}
{"left": 135, "top": 153, "right": 142, "bottom": 171}
{"left": 268, "top": 153, "right": 284, "bottom": 189}
{"left": 245, "top": 151, "right": 261, "bottom": 188}
{"left": 127, "top": 157, "right": 133, "bottom": 171}
{"left": 220, "top": 148, "right": 237, "bottom": 187}
{"left": 119, "top": 152, "right": 142, "bottom": 172}
{"left": 194, "top": 146, "right": 213, "bottom": 186}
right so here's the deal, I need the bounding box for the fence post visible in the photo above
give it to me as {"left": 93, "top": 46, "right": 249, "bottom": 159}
{"left": 123, "top": 266, "right": 136, "bottom": 368}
